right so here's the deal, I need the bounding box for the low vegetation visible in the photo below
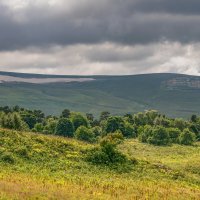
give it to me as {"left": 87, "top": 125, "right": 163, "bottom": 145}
{"left": 0, "top": 106, "right": 200, "bottom": 199}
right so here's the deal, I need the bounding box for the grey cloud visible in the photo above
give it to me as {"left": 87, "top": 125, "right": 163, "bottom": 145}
{"left": 84, "top": 44, "right": 154, "bottom": 63}
{"left": 0, "top": 0, "right": 200, "bottom": 51}
{"left": 0, "top": 42, "right": 199, "bottom": 75}
{"left": 0, "top": 0, "right": 200, "bottom": 77}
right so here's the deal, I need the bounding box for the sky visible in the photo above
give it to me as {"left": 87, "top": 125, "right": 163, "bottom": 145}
{"left": 0, "top": 0, "right": 200, "bottom": 75}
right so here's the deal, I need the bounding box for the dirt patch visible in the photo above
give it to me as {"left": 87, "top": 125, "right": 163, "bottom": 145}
{"left": 0, "top": 75, "right": 95, "bottom": 84}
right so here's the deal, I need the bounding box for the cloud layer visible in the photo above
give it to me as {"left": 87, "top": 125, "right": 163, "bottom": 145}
{"left": 0, "top": 0, "right": 200, "bottom": 75}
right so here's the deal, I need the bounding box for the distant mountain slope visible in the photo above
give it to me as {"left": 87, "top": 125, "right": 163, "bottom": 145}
{"left": 0, "top": 71, "right": 199, "bottom": 118}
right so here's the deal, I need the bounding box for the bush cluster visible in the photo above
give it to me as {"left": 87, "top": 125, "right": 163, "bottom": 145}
{"left": 86, "top": 132, "right": 132, "bottom": 169}
{"left": 138, "top": 126, "right": 196, "bottom": 146}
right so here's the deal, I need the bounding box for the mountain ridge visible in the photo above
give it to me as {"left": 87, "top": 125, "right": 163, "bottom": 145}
{"left": 0, "top": 71, "right": 199, "bottom": 118}
{"left": 0, "top": 71, "right": 199, "bottom": 78}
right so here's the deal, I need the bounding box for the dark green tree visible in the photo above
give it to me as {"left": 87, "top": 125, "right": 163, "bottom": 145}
{"left": 71, "top": 113, "right": 89, "bottom": 131}
{"left": 124, "top": 122, "right": 136, "bottom": 138}
{"left": 55, "top": 118, "right": 74, "bottom": 137}
{"left": 191, "top": 115, "right": 197, "bottom": 123}
{"left": 0, "top": 106, "right": 12, "bottom": 114}
{"left": 86, "top": 113, "right": 95, "bottom": 127}
{"left": 21, "top": 112, "right": 37, "bottom": 129}
{"left": 86, "top": 113, "right": 94, "bottom": 122}
{"left": 100, "top": 111, "right": 110, "bottom": 122}
{"left": 124, "top": 113, "right": 134, "bottom": 124}
{"left": 104, "top": 116, "right": 125, "bottom": 135}
{"left": 61, "top": 109, "right": 71, "bottom": 118}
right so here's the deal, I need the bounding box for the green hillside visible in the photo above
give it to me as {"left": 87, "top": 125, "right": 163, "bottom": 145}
{"left": 0, "top": 129, "right": 200, "bottom": 199}
{"left": 0, "top": 72, "right": 199, "bottom": 118}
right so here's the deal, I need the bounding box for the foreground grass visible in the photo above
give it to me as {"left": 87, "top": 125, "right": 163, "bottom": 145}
{"left": 0, "top": 129, "right": 200, "bottom": 199}
{"left": 1, "top": 171, "right": 200, "bottom": 200}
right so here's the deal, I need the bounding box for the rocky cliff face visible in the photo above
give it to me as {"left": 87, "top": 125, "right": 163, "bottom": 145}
{"left": 163, "top": 76, "right": 200, "bottom": 90}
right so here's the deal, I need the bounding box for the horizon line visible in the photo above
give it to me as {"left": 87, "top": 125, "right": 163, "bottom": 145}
{"left": 0, "top": 70, "right": 199, "bottom": 77}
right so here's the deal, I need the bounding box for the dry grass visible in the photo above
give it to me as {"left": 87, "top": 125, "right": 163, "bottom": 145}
{"left": 1, "top": 171, "right": 200, "bottom": 200}
{"left": 1, "top": 129, "right": 200, "bottom": 199}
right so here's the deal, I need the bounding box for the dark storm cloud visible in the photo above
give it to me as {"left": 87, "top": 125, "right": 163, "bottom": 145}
{"left": 0, "top": 0, "right": 200, "bottom": 51}
{"left": 128, "top": 0, "right": 200, "bottom": 14}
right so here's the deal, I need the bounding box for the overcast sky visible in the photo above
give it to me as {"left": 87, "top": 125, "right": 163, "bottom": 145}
{"left": 0, "top": 0, "right": 200, "bottom": 75}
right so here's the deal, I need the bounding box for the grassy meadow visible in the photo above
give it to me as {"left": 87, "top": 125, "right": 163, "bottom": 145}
{"left": 0, "top": 128, "right": 200, "bottom": 200}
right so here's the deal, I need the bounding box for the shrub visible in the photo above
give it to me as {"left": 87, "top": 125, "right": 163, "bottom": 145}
{"left": 0, "top": 112, "right": 28, "bottom": 131}
{"left": 43, "top": 118, "right": 57, "bottom": 134}
{"left": 102, "top": 131, "right": 124, "bottom": 145}
{"left": 15, "top": 147, "right": 29, "bottom": 159}
{"left": 138, "top": 125, "right": 152, "bottom": 143}
{"left": 86, "top": 139, "right": 127, "bottom": 165}
{"left": 86, "top": 132, "right": 135, "bottom": 172}
{"left": 32, "top": 123, "right": 44, "bottom": 133}
{"left": 75, "top": 126, "right": 95, "bottom": 143}
{"left": 1, "top": 152, "right": 15, "bottom": 164}
{"left": 92, "top": 126, "right": 102, "bottom": 137}
{"left": 179, "top": 129, "right": 196, "bottom": 145}
{"left": 147, "top": 126, "right": 170, "bottom": 146}
{"left": 167, "top": 128, "right": 181, "bottom": 143}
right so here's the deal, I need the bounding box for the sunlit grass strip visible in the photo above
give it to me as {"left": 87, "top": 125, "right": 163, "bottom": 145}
{"left": 1, "top": 171, "right": 200, "bottom": 200}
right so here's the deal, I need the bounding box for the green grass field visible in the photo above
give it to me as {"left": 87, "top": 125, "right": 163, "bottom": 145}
{"left": 1, "top": 129, "right": 200, "bottom": 199}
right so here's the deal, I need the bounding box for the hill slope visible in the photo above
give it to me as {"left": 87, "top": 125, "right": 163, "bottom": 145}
{"left": 0, "top": 129, "right": 200, "bottom": 199}
{"left": 0, "top": 71, "right": 199, "bottom": 118}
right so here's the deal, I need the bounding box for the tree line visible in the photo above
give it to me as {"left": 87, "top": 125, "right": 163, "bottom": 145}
{"left": 0, "top": 106, "right": 199, "bottom": 146}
